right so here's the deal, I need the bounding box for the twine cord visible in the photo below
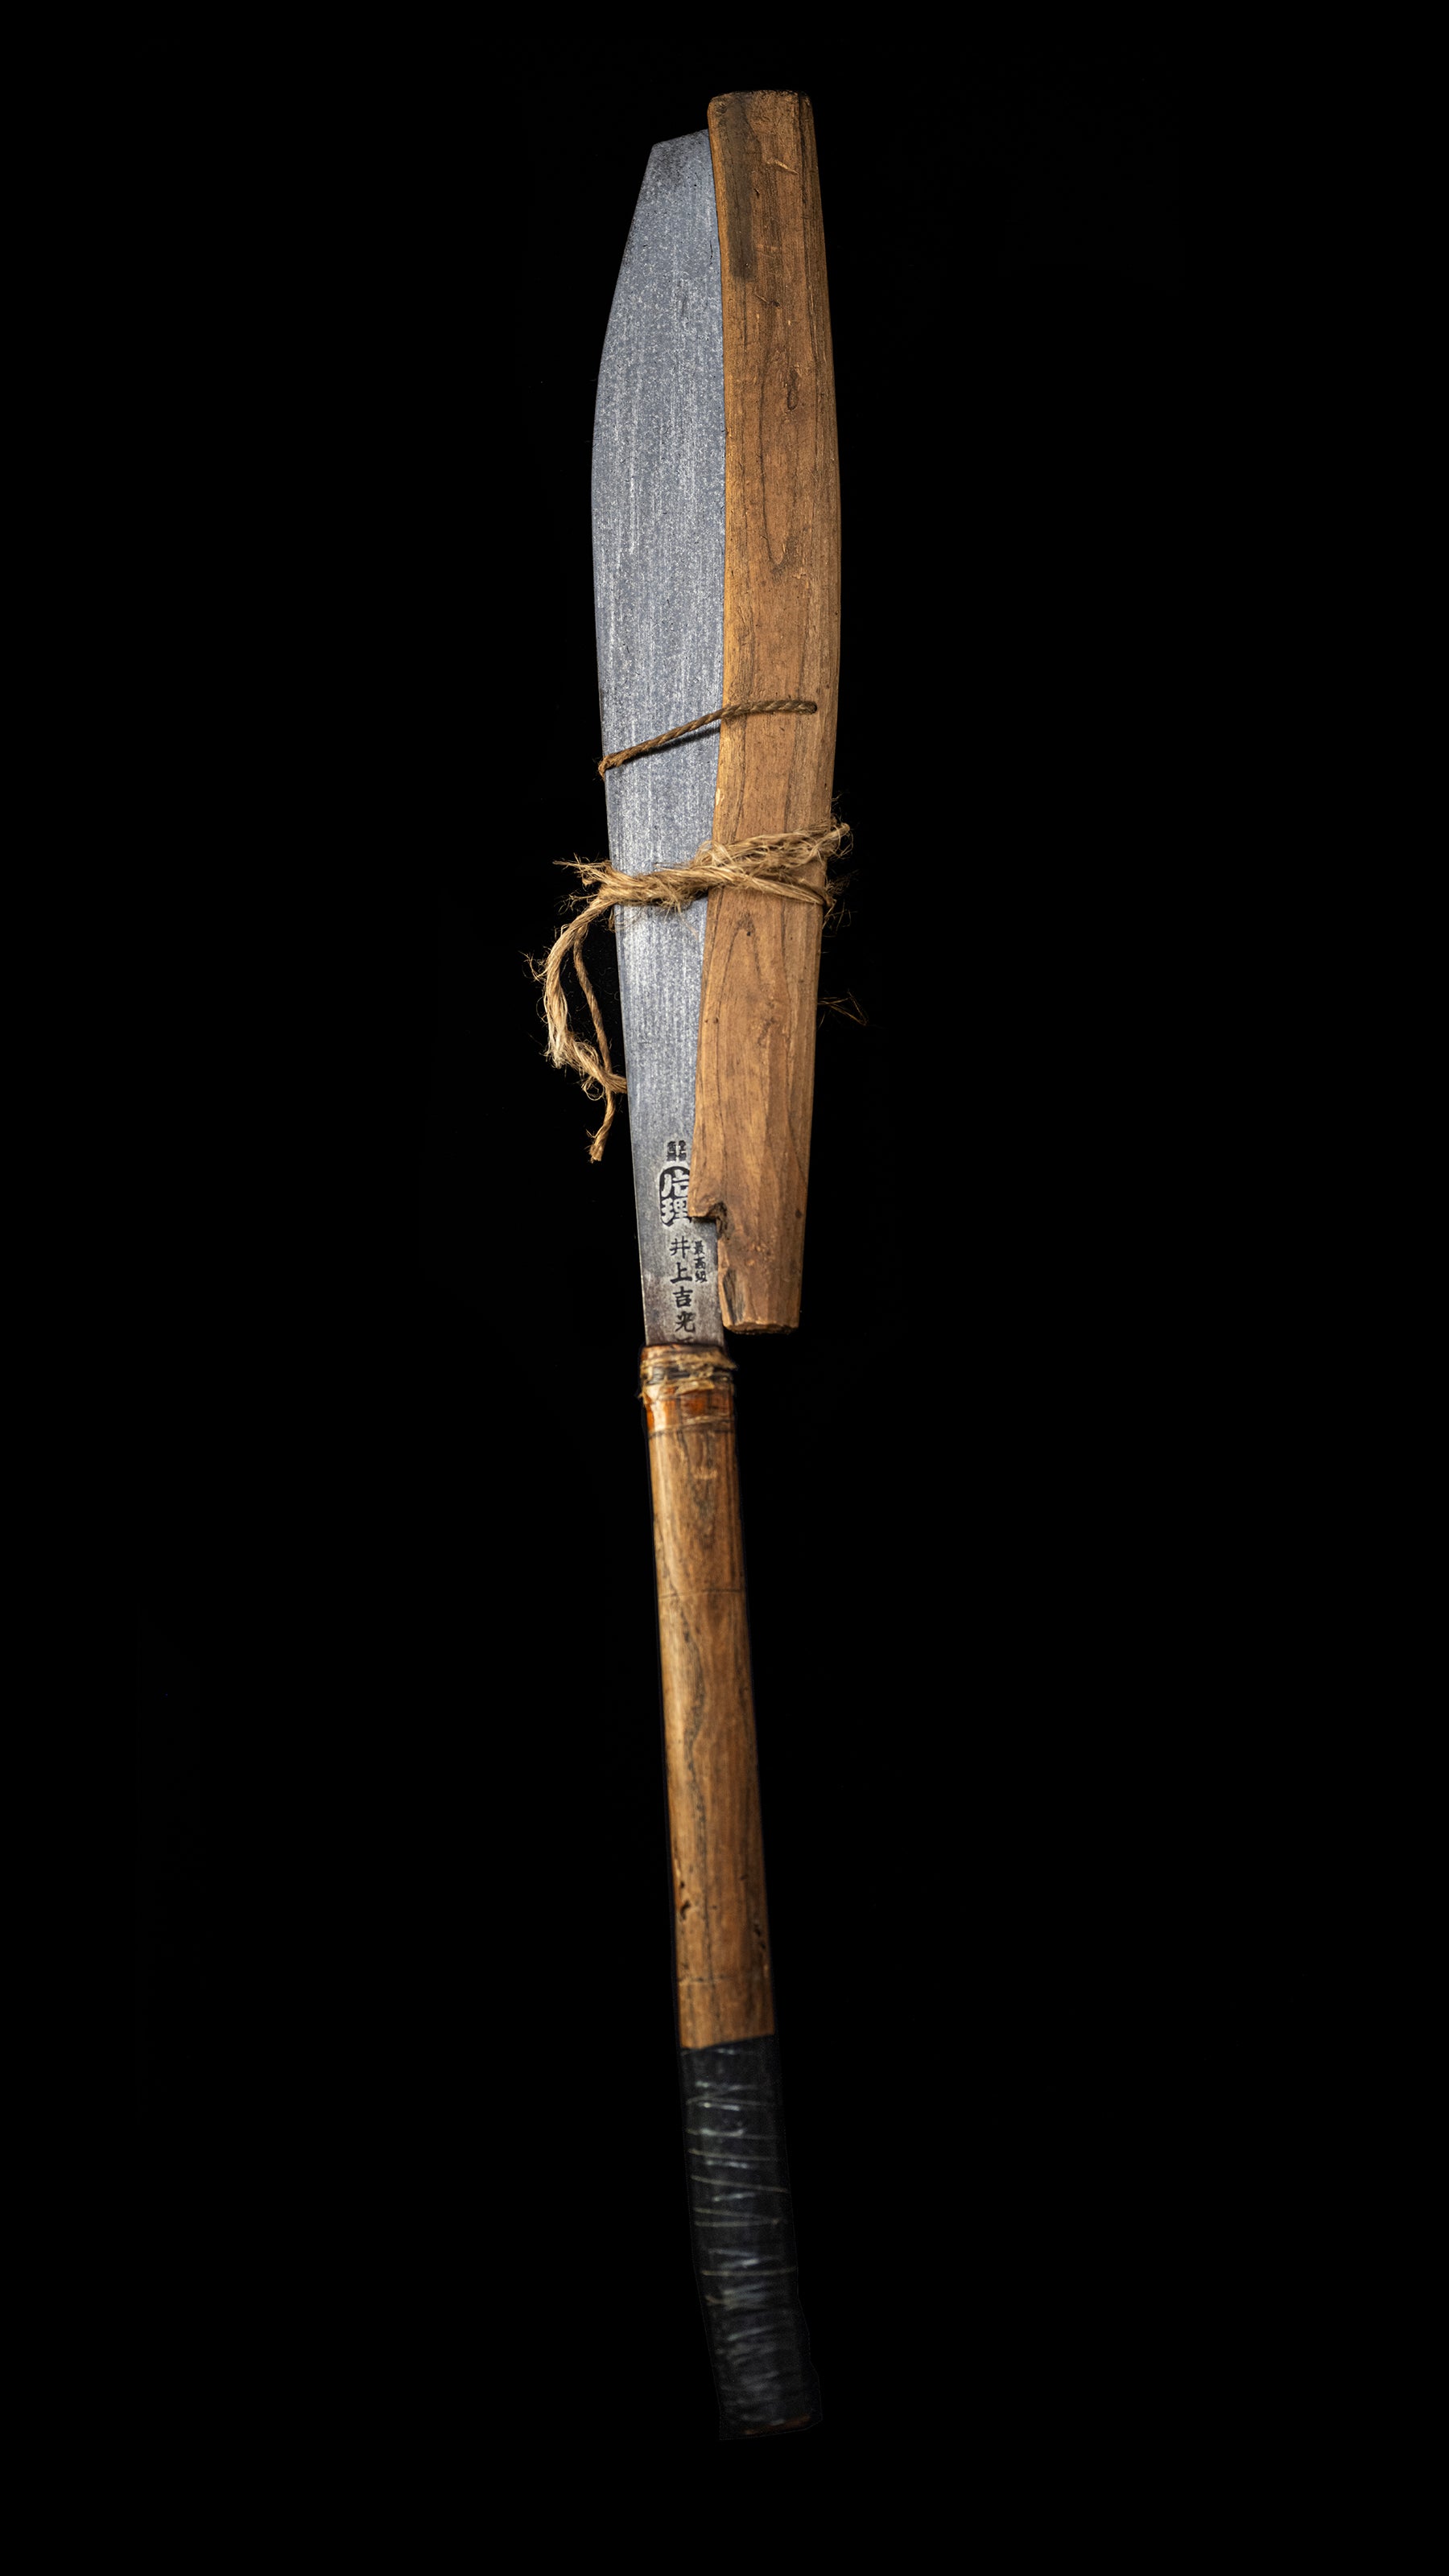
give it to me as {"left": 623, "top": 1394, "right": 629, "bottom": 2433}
{"left": 597, "top": 699, "right": 817, "bottom": 778}
{"left": 536, "top": 825, "right": 850, "bottom": 1162}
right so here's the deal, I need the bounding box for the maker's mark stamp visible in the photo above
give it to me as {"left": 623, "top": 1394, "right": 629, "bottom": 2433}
{"left": 658, "top": 1136, "right": 710, "bottom": 1335}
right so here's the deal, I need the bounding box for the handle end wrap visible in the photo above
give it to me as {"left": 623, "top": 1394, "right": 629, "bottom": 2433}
{"left": 679, "top": 2034, "right": 822, "bottom": 2438}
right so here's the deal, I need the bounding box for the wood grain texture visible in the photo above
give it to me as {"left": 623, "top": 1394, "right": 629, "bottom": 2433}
{"left": 690, "top": 92, "right": 842, "bottom": 1335}
{"left": 641, "top": 1345, "right": 774, "bottom": 2049}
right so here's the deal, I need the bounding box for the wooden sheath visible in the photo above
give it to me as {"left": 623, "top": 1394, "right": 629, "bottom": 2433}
{"left": 640, "top": 1345, "right": 773, "bottom": 2049}
{"left": 689, "top": 92, "right": 842, "bottom": 1336}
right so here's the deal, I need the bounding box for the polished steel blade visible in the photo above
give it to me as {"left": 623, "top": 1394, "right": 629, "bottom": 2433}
{"left": 592, "top": 133, "right": 724, "bottom": 1347}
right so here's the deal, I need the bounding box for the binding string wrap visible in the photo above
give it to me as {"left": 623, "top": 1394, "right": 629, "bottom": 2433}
{"left": 597, "top": 699, "right": 817, "bottom": 778}
{"left": 536, "top": 825, "right": 849, "bottom": 1162}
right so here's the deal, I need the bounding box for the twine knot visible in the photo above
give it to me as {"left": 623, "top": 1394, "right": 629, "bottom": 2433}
{"left": 535, "top": 825, "right": 850, "bottom": 1162}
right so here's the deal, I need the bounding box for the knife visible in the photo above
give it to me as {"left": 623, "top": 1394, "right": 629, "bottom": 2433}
{"left": 590, "top": 93, "right": 837, "bottom": 2441}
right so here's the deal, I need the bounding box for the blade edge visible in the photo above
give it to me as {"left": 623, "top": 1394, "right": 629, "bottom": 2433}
{"left": 592, "top": 132, "right": 726, "bottom": 1346}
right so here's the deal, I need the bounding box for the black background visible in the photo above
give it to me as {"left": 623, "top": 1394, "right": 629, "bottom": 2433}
{"left": 136, "top": 31, "right": 1185, "bottom": 2474}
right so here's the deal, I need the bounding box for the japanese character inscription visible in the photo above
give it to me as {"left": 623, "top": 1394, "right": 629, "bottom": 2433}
{"left": 658, "top": 1136, "right": 709, "bottom": 1336}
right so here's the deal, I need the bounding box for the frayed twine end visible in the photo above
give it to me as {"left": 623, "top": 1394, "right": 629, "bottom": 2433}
{"left": 533, "top": 826, "right": 851, "bottom": 1161}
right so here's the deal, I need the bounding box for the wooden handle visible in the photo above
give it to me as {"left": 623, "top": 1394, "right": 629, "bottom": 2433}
{"left": 690, "top": 93, "right": 842, "bottom": 1336}
{"left": 642, "top": 1344, "right": 821, "bottom": 2438}
{"left": 640, "top": 1344, "right": 774, "bottom": 2049}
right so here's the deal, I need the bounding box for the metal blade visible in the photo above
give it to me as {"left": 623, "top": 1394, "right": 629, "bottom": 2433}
{"left": 592, "top": 134, "right": 724, "bottom": 1347}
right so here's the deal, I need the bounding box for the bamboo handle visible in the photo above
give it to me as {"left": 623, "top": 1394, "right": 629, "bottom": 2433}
{"left": 640, "top": 1344, "right": 821, "bottom": 2437}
